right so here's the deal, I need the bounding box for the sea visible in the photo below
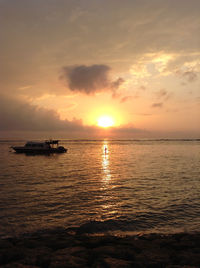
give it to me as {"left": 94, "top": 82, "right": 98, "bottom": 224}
{"left": 0, "top": 139, "right": 200, "bottom": 238}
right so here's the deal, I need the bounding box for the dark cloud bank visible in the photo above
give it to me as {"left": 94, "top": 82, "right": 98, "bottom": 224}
{"left": 0, "top": 94, "right": 144, "bottom": 138}
{"left": 1, "top": 95, "right": 197, "bottom": 139}
{"left": 0, "top": 95, "right": 83, "bottom": 132}
{"left": 61, "top": 64, "right": 124, "bottom": 95}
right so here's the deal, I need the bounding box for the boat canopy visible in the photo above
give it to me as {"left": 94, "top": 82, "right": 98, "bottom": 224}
{"left": 45, "top": 140, "right": 59, "bottom": 145}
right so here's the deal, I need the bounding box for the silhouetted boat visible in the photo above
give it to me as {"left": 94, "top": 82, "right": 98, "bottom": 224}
{"left": 11, "top": 140, "right": 67, "bottom": 154}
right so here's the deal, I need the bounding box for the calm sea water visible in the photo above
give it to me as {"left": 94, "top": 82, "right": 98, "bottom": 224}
{"left": 0, "top": 139, "right": 200, "bottom": 238}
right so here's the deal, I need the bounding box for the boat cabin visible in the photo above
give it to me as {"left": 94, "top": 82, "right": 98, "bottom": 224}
{"left": 25, "top": 142, "right": 50, "bottom": 148}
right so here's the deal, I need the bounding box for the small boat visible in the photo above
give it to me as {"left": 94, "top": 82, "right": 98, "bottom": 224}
{"left": 11, "top": 140, "right": 67, "bottom": 154}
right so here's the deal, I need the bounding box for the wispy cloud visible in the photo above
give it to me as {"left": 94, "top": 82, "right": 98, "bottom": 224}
{"left": 151, "top": 102, "right": 163, "bottom": 108}
{"left": 181, "top": 70, "right": 198, "bottom": 82}
{"left": 156, "top": 88, "right": 171, "bottom": 101}
{"left": 175, "top": 69, "right": 198, "bottom": 83}
{"left": 120, "top": 96, "right": 133, "bottom": 103}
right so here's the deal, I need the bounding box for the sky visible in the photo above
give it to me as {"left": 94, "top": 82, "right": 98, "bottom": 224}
{"left": 0, "top": 0, "right": 200, "bottom": 139}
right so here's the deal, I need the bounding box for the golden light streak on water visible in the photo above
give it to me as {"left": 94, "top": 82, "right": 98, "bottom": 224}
{"left": 102, "top": 141, "right": 111, "bottom": 183}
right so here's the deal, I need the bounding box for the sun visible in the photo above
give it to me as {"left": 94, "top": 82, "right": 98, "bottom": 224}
{"left": 97, "top": 115, "right": 115, "bottom": 128}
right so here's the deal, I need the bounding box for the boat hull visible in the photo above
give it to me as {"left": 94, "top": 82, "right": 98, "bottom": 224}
{"left": 12, "top": 147, "right": 67, "bottom": 154}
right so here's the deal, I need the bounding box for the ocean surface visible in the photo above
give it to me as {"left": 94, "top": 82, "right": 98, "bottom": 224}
{"left": 0, "top": 139, "right": 200, "bottom": 238}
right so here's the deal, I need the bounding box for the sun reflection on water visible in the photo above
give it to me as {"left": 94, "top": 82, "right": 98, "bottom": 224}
{"left": 101, "top": 141, "right": 111, "bottom": 183}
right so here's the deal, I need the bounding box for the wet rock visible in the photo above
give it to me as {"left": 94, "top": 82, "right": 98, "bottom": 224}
{"left": 135, "top": 247, "right": 170, "bottom": 267}
{"left": 0, "top": 239, "right": 13, "bottom": 249}
{"left": 53, "top": 246, "right": 89, "bottom": 259}
{"left": 3, "top": 263, "right": 39, "bottom": 268}
{"left": 0, "top": 246, "right": 26, "bottom": 265}
{"left": 94, "top": 245, "right": 135, "bottom": 261}
{"left": 49, "top": 247, "right": 88, "bottom": 268}
{"left": 0, "top": 231, "right": 200, "bottom": 267}
{"left": 177, "top": 250, "right": 200, "bottom": 266}
{"left": 24, "top": 247, "right": 51, "bottom": 267}
{"left": 100, "top": 257, "right": 133, "bottom": 268}
{"left": 78, "top": 235, "right": 120, "bottom": 249}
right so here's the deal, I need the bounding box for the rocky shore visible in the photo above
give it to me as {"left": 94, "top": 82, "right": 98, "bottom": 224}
{"left": 0, "top": 228, "right": 200, "bottom": 267}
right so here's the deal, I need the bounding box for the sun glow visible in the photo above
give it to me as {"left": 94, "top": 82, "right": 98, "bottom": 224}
{"left": 97, "top": 116, "right": 115, "bottom": 128}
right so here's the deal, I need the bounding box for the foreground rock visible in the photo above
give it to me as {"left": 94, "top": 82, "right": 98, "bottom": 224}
{"left": 0, "top": 230, "right": 200, "bottom": 267}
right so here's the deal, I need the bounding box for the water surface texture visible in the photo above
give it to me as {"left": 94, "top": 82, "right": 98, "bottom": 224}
{"left": 0, "top": 140, "right": 200, "bottom": 237}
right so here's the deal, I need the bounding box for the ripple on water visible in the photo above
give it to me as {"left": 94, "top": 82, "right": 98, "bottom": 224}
{"left": 0, "top": 140, "right": 200, "bottom": 237}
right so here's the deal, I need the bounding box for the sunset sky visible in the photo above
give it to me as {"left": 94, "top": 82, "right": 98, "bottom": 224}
{"left": 0, "top": 0, "right": 199, "bottom": 139}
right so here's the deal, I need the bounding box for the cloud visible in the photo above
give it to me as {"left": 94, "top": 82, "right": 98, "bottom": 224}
{"left": 139, "top": 86, "right": 146, "bottom": 91}
{"left": 135, "top": 113, "right": 152, "bottom": 116}
{"left": 0, "top": 94, "right": 151, "bottom": 139}
{"left": 181, "top": 71, "right": 198, "bottom": 82}
{"left": 120, "top": 96, "right": 132, "bottom": 103}
{"left": 151, "top": 102, "right": 163, "bottom": 108}
{"left": 1, "top": 0, "right": 199, "bottom": 100}
{"left": 174, "top": 68, "right": 198, "bottom": 83}
{"left": 61, "top": 64, "right": 124, "bottom": 95}
{"left": 111, "top": 77, "right": 125, "bottom": 90}
{"left": 0, "top": 94, "right": 147, "bottom": 135}
{"left": 0, "top": 94, "right": 84, "bottom": 132}
{"left": 156, "top": 89, "right": 168, "bottom": 98}
{"left": 156, "top": 89, "right": 171, "bottom": 101}
{"left": 165, "top": 55, "right": 199, "bottom": 83}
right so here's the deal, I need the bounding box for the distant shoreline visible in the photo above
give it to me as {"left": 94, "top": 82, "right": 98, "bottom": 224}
{"left": 1, "top": 138, "right": 200, "bottom": 142}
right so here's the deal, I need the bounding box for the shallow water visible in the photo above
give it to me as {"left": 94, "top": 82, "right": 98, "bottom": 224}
{"left": 0, "top": 139, "right": 200, "bottom": 237}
